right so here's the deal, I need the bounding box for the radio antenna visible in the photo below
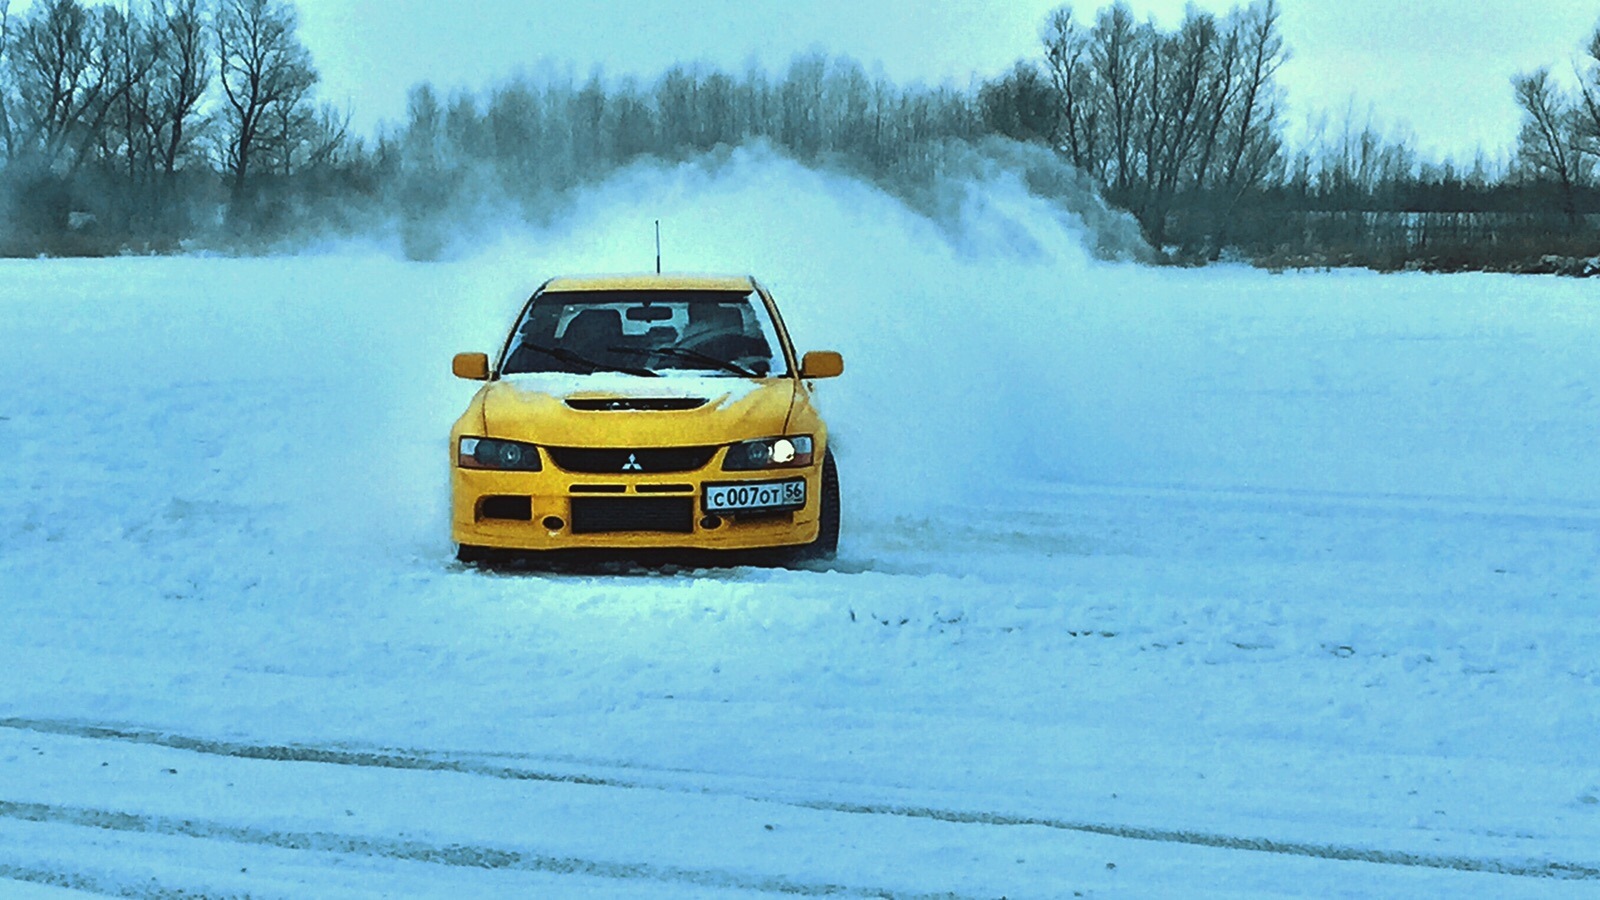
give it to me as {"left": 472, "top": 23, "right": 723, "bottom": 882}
{"left": 654, "top": 220, "right": 662, "bottom": 274}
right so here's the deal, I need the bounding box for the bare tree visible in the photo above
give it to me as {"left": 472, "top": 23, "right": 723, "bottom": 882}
{"left": 1220, "top": 0, "right": 1286, "bottom": 193}
{"left": 1160, "top": 10, "right": 1222, "bottom": 193}
{"left": 1135, "top": 9, "right": 1221, "bottom": 242}
{"left": 1092, "top": 2, "right": 1141, "bottom": 192}
{"left": 484, "top": 79, "right": 541, "bottom": 191}
{"left": 6, "top": 0, "right": 154, "bottom": 177}
{"left": 655, "top": 64, "right": 697, "bottom": 152}
{"left": 1514, "top": 67, "right": 1587, "bottom": 225}
{"left": 10, "top": 0, "right": 99, "bottom": 168}
{"left": 1571, "top": 26, "right": 1600, "bottom": 171}
{"left": 0, "top": 0, "right": 14, "bottom": 162}
{"left": 780, "top": 53, "right": 825, "bottom": 159}
{"left": 822, "top": 58, "right": 873, "bottom": 158}
{"left": 1035, "top": 1, "right": 1284, "bottom": 250}
{"left": 572, "top": 70, "right": 606, "bottom": 171}
{"left": 300, "top": 99, "right": 348, "bottom": 168}
{"left": 98, "top": 5, "right": 158, "bottom": 183}
{"left": 149, "top": 0, "right": 211, "bottom": 180}
{"left": 606, "top": 75, "right": 654, "bottom": 161}
{"left": 700, "top": 68, "right": 738, "bottom": 148}
{"left": 1189, "top": 14, "right": 1241, "bottom": 192}
{"left": 1043, "top": 6, "right": 1098, "bottom": 174}
{"left": 1191, "top": 0, "right": 1285, "bottom": 257}
{"left": 215, "top": 0, "right": 316, "bottom": 203}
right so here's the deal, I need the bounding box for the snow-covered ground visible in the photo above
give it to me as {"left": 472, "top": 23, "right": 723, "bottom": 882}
{"left": 3, "top": 152, "right": 1599, "bottom": 897}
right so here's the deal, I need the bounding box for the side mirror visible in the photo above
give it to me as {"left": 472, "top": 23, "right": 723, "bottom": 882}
{"left": 453, "top": 352, "right": 490, "bottom": 381}
{"left": 799, "top": 350, "right": 844, "bottom": 379}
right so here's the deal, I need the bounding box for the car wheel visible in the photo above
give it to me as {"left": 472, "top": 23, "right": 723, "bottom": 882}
{"left": 456, "top": 543, "right": 494, "bottom": 566}
{"left": 793, "top": 449, "right": 839, "bottom": 563}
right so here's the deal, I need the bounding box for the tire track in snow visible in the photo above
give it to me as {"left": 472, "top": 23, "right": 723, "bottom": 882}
{"left": 0, "top": 800, "right": 962, "bottom": 900}
{"left": 1, "top": 861, "right": 222, "bottom": 899}
{"left": 6, "top": 716, "right": 1598, "bottom": 883}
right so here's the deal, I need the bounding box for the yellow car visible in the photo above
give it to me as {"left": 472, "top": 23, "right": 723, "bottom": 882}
{"left": 449, "top": 274, "right": 843, "bottom": 564}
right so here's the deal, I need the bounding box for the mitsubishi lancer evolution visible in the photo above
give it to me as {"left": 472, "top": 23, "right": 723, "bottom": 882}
{"left": 449, "top": 274, "right": 842, "bottom": 564}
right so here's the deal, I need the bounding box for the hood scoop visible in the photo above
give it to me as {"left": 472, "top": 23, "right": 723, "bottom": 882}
{"left": 565, "top": 397, "right": 709, "bottom": 412}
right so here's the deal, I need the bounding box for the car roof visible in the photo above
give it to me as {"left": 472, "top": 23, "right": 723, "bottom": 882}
{"left": 541, "top": 273, "right": 756, "bottom": 293}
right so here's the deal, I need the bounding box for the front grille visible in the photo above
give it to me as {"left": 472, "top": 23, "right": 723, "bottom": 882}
{"left": 565, "top": 398, "right": 707, "bottom": 412}
{"left": 570, "top": 497, "right": 694, "bottom": 534}
{"left": 547, "top": 446, "right": 717, "bottom": 474}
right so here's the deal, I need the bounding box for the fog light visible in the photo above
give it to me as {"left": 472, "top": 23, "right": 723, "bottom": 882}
{"left": 699, "top": 515, "right": 723, "bottom": 530}
{"left": 542, "top": 516, "right": 565, "bottom": 531}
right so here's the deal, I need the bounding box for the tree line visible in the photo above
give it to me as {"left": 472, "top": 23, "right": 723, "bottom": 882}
{"left": 0, "top": 0, "right": 347, "bottom": 253}
{"left": 384, "top": 57, "right": 993, "bottom": 259}
{"left": 981, "top": 1, "right": 1600, "bottom": 270}
{"left": 978, "top": 0, "right": 1288, "bottom": 256}
{"left": 1513, "top": 36, "right": 1600, "bottom": 226}
{"left": 1, "top": 0, "right": 1596, "bottom": 270}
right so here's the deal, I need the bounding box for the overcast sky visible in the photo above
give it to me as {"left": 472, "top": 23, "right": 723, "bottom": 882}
{"left": 14, "top": 0, "right": 1600, "bottom": 159}
{"left": 292, "top": 0, "right": 1600, "bottom": 160}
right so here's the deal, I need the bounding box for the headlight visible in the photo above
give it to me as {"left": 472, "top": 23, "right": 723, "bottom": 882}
{"left": 458, "top": 437, "right": 543, "bottom": 471}
{"left": 723, "top": 435, "right": 814, "bottom": 471}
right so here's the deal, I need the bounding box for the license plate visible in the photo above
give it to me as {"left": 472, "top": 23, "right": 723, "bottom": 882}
{"left": 703, "top": 479, "right": 806, "bottom": 514}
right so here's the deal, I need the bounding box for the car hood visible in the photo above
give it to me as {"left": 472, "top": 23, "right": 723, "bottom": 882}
{"left": 482, "top": 373, "right": 796, "bottom": 447}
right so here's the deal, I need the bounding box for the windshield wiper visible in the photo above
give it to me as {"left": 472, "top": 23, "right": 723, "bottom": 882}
{"left": 513, "top": 343, "right": 659, "bottom": 378}
{"left": 617, "top": 345, "right": 760, "bottom": 378}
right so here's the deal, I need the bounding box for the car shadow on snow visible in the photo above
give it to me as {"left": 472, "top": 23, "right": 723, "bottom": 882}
{"left": 449, "top": 546, "right": 862, "bottom": 577}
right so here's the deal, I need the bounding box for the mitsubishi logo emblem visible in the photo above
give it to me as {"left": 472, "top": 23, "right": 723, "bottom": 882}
{"left": 622, "top": 453, "right": 643, "bottom": 472}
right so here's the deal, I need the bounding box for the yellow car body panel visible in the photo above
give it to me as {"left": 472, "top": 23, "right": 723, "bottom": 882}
{"left": 449, "top": 274, "right": 838, "bottom": 556}
{"left": 478, "top": 376, "right": 798, "bottom": 448}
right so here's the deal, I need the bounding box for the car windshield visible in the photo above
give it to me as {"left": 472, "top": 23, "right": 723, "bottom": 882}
{"left": 501, "top": 289, "right": 786, "bottom": 378}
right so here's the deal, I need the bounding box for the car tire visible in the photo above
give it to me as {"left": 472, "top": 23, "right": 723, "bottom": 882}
{"left": 792, "top": 448, "right": 840, "bottom": 563}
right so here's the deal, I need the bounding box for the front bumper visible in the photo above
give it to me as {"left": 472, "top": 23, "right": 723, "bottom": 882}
{"left": 451, "top": 459, "right": 822, "bottom": 552}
